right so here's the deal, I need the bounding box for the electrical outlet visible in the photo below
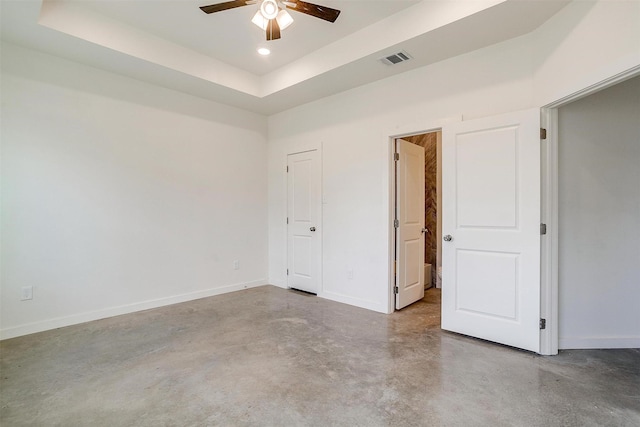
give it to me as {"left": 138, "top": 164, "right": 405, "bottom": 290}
{"left": 347, "top": 268, "right": 354, "bottom": 280}
{"left": 21, "top": 286, "right": 33, "bottom": 301}
{"left": 233, "top": 260, "right": 240, "bottom": 270}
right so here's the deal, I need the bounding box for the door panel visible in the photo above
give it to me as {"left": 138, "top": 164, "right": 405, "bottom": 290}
{"left": 396, "top": 139, "right": 425, "bottom": 309}
{"left": 442, "top": 109, "right": 541, "bottom": 353}
{"left": 456, "top": 127, "right": 518, "bottom": 228}
{"left": 456, "top": 250, "right": 519, "bottom": 319}
{"left": 287, "top": 151, "right": 320, "bottom": 294}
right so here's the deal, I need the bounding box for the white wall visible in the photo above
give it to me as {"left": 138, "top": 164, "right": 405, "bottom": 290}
{"left": 268, "top": 35, "right": 536, "bottom": 313}
{"left": 558, "top": 76, "right": 640, "bottom": 349}
{"left": 3, "top": 0, "right": 639, "bottom": 341}
{"left": 0, "top": 43, "right": 269, "bottom": 339}
{"left": 267, "top": 0, "right": 640, "bottom": 316}
{"left": 533, "top": 0, "right": 640, "bottom": 106}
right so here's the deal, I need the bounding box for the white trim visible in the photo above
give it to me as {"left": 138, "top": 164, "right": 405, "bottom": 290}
{"left": 540, "top": 65, "right": 640, "bottom": 354}
{"left": 383, "top": 116, "right": 462, "bottom": 314}
{"left": 435, "top": 131, "right": 443, "bottom": 289}
{"left": 270, "top": 279, "right": 287, "bottom": 289}
{"left": 0, "top": 279, "right": 268, "bottom": 340}
{"left": 286, "top": 138, "right": 322, "bottom": 156}
{"left": 385, "top": 134, "right": 396, "bottom": 314}
{"left": 319, "top": 290, "right": 386, "bottom": 314}
{"left": 559, "top": 336, "right": 640, "bottom": 350}
{"left": 543, "top": 64, "right": 640, "bottom": 109}
{"left": 319, "top": 144, "right": 324, "bottom": 295}
{"left": 539, "top": 108, "right": 559, "bottom": 356}
{"left": 537, "top": 51, "right": 640, "bottom": 108}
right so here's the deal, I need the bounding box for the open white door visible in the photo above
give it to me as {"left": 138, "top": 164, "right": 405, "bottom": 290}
{"left": 395, "top": 139, "right": 425, "bottom": 309}
{"left": 441, "top": 109, "right": 541, "bottom": 352}
{"left": 287, "top": 150, "right": 320, "bottom": 294}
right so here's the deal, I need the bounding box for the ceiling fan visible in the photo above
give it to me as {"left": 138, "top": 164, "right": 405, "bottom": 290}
{"left": 199, "top": 0, "right": 341, "bottom": 41}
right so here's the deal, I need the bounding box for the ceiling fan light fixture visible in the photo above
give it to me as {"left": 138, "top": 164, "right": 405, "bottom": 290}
{"left": 260, "top": 0, "right": 279, "bottom": 20}
{"left": 200, "top": 0, "right": 339, "bottom": 41}
{"left": 252, "top": 8, "right": 293, "bottom": 31}
{"left": 252, "top": 10, "right": 269, "bottom": 30}
{"left": 276, "top": 10, "right": 293, "bottom": 30}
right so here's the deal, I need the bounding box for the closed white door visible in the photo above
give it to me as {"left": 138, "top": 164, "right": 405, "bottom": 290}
{"left": 396, "top": 139, "right": 426, "bottom": 309}
{"left": 441, "top": 109, "right": 541, "bottom": 353}
{"left": 287, "top": 150, "right": 321, "bottom": 294}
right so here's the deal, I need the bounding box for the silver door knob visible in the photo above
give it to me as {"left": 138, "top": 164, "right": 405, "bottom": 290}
{"left": 421, "top": 228, "right": 428, "bottom": 234}
{"left": 443, "top": 235, "right": 453, "bottom": 242}
{"left": 310, "top": 227, "right": 316, "bottom": 232}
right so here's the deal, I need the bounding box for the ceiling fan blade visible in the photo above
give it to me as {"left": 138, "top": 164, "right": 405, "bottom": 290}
{"left": 266, "top": 18, "right": 281, "bottom": 41}
{"left": 284, "top": 0, "right": 341, "bottom": 23}
{"left": 199, "top": 0, "right": 250, "bottom": 14}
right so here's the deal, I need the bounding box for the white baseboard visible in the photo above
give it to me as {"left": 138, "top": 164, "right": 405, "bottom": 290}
{"left": 559, "top": 335, "right": 640, "bottom": 350}
{"left": 319, "top": 290, "right": 387, "bottom": 314}
{"left": 0, "top": 279, "right": 267, "bottom": 340}
{"left": 269, "top": 278, "right": 287, "bottom": 289}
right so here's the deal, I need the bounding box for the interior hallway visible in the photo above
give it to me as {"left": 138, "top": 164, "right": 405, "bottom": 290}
{"left": 1, "top": 286, "right": 638, "bottom": 426}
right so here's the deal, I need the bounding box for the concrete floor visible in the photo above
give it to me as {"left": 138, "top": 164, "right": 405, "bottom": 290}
{"left": 1, "top": 286, "right": 638, "bottom": 426}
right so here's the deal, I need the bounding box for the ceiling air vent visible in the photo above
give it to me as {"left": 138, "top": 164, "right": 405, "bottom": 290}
{"left": 380, "top": 51, "right": 412, "bottom": 66}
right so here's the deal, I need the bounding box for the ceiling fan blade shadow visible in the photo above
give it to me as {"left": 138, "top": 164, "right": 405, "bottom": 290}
{"left": 266, "top": 18, "right": 281, "bottom": 41}
{"left": 199, "top": 0, "right": 250, "bottom": 14}
{"left": 285, "top": 0, "right": 340, "bottom": 23}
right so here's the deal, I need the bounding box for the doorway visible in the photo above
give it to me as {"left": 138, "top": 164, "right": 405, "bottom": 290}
{"left": 540, "top": 70, "right": 640, "bottom": 355}
{"left": 392, "top": 131, "right": 442, "bottom": 311}
{"left": 552, "top": 75, "right": 640, "bottom": 350}
{"left": 389, "top": 109, "right": 543, "bottom": 354}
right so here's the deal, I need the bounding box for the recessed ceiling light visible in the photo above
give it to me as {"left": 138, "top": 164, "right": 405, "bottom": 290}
{"left": 258, "top": 48, "right": 271, "bottom": 56}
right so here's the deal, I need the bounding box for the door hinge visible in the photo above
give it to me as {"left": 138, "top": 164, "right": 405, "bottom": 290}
{"left": 394, "top": 153, "right": 400, "bottom": 161}
{"left": 540, "top": 318, "right": 546, "bottom": 330}
{"left": 286, "top": 165, "right": 289, "bottom": 173}
{"left": 394, "top": 286, "right": 399, "bottom": 295}
{"left": 287, "top": 217, "right": 289, "bottom": 224}
{"left": 540, "top": 128, "right": 547, "bottom": 140}
{"left": 393, "top": 219, "right": 399, "bottom": 228}
{"left": 286, "top": 268, "right": 289, "bottom": 276}
{"left": 540, "top": 223, "right": 547, "bottom": 235}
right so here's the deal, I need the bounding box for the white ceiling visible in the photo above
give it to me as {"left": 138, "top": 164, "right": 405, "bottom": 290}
{"left": 78, "top": 0, "right": 421, "bottom": 75}
{"left": 0, "top": 0, "right": 571, "bottom": 114}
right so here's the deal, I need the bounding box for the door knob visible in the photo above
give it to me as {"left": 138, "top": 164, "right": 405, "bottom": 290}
{"left": 443, "top": 235, "right": 453, "bottom": 242}
{"left": 310, "top": 227, "right": 316, "bottom": 232}
{"left": 421, "top": 228, "right": 428, "bottom": 234}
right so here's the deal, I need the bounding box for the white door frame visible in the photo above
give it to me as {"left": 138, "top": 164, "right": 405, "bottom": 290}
{"left": 285, "top": 144, "right": 323, "bottom": 296}
{"left": 385, "top": 117, "right": 461, "bottom": 314}
{"left": 539, "top": 65, "right": 640, "bottom": 356}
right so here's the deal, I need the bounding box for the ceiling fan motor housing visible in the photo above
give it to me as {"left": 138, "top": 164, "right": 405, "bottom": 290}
{"left": 260, "top": 0, "right": 279, "bottom": 19}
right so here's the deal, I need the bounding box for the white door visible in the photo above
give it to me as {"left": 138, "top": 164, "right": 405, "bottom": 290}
{"left": 287, "top": 150, "right": 321, "bottom": 294}
{"left": 396, "top": 139, "right": 426, "bottom": 309}
{"left": 441, "top": 109, "right": 541, "bottom": 352}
